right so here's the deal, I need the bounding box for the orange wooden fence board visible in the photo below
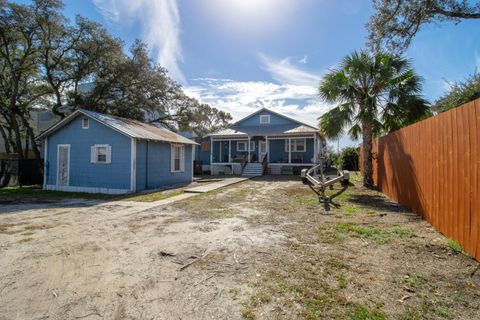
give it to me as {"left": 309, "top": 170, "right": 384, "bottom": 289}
{"left": 360, "top": 99, "right": 480, "bottom": 260}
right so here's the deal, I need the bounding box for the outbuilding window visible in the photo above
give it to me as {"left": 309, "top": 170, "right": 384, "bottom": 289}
{"left": 171, "top": 144, "right": 185, "bottom": 172}
{"left": 285, "top": 138, "right": 306, "bottom": 152}
{"left": 260, "top": 115, "right": 270, "bottom": 124}
{"left": 82, "top": 118, "right": 89, "bottom": 129}
{"left": 91, "top": 144, "right": 112, "bottom": 164}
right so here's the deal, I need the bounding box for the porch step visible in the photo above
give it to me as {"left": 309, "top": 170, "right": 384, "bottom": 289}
{"left": 242, "top": 163, "right": 264, "bottom": 177}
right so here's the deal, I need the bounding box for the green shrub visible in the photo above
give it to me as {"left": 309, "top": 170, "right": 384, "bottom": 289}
{"left": 433, "top": 72, "right": 480, "bottom": 113}
{"left": 447, "top": 239, "right": 463, "bottom": 253}
{"left": 339, "top": 147, "right": 359, "bottom": 171}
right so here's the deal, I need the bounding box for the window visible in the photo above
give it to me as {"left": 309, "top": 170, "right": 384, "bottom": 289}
{"left": 90, "top": 144, "right": 111, "bottom": 164}
{"left": 201, "top": 142, "right": 210, "bottom": 151}
{"left": 260, "top": 115, "right": 270, "bottom": 124}
{"left": 285, "top": 138, "right": 306, "bottom": 152}
{"left": 171, "top": 144, "right": 185, "bottom": 172}
{"left": 82, "top": 118, "right": 89, "bottom": 129}
{"left": 237, "top": 141, "right": 255, "bottom": 152}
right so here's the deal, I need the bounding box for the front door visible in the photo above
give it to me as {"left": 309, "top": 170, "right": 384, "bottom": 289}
{"left": 259, "top": 141, "right": 267, "bottom": 161}
{"left": 57, "top": 144, "right": 70, "bottom": 187}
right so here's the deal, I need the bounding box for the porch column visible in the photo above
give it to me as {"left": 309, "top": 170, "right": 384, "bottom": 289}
{"left": 219, "top": 141, "right": 222, "bottom": 162}
{"left": 210, "top": 136, "right": 213, "bottom": 165}
{"left": 288, "top": 137, "right": 291, "bottom": 164}
{"left": 313, "top": 134, "right": 317, "bottom": 164}
{"left": 228, "top": 140, "right": 232, "bottom": 163}
{"left": 247, "top": 136, "right": 251, "bottom": 162}
{"left": 266, "top": 136, "right": 269, "bottom": 163}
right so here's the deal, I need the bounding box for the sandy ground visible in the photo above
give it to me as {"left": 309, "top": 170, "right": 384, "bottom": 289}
{"left": 0, "top": 191, "right": 279, "bottom": 320}
{"left": 0, "top": 177, "right": 479, "bottom": 320}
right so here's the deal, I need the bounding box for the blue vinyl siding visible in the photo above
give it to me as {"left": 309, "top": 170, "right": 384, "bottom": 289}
{"left": 135, "top": 141, "right": 193, "bottom": 191}
{"left": 136, "top": 140, "right": 147, "bottom": 191}
{"left": 268, "top": 138, "right": 314, "bottom": 163}
{"left": 201, "top": 137, "right": 315, "bottom": 164}
{"left": 46, "top": 115, "right": 131, "bottom": 189}
{"left": 237, "top": 110, "right": 294, "bottom": 126}
{"left": 200, "top": 137, "right": 211, "bottom": 164}
{"left": 198, "top": 110, "right": 319, "bottom": 167}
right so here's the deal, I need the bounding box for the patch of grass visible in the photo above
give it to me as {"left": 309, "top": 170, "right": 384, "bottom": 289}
{"left": 122, "top": 190, "right": 183, "bottom": 202}
{"left": 173, "top": 184, "right": 253, "bottom": 218}
{"left": 347, "top": 304, "right": 386, "bottom": 320}
{"left": 23, "top": 224, "right": 54, "bottom": 231}
{"left": 319, "top": 222, "right": 414, "bottom": 244}
{"left": 294, "top": 193, "right": 319, "bottom": 207}
{"left": 204, "top": 206, "right": 239, "bottom": 217}
{"left": 337, "top": 274, "right": 347, "bottom": 289}
{"left": 228, "top": 288, "right": 240, "bottom": 300}
{"left": 0, "top": 185, "right": 116, "bottom": 201}
{"left": 241, "top": 307, "right": 256, "bottom": 320}
{"left": 403, "top": 272, "right": 427, "bottom": 289}
{"left": 0, "top": 222, "right": 28, "bottom": 234}
{"left": 344, "top": 205, "right": 359, "bottom": 215}
{"left": 400, "top": 300, "right": 452, "bottom": 319}
{"left": 447, "top": 239, "right": 463, "bottom": 253}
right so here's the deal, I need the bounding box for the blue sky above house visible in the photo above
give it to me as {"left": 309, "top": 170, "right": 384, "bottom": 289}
{"left": 16, "top": 0, "right": 480, "bottom": 147}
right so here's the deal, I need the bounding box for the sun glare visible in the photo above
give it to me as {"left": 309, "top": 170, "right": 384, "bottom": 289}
{"left": 203, "top": 0, "right": 297, "bottom": 36}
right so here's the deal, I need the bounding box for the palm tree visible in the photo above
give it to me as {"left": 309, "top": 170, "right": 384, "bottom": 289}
{"left": 318, "top": 50, "right": 430, "bottom": 187}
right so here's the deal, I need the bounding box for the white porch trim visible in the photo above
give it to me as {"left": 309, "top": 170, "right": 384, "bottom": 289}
{"left": 46, "top": 184, "right": 130, "bottom": 195}
{"left": 247, "top": 136, "right": 251, "bottom": 162}
{"left": 43, "top": 137, "right": 48, "bottom": 189}
{"left": 130, "top": 138, "right": 137, "bottom": 192}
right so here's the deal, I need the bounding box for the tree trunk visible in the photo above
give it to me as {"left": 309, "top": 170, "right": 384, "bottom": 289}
{"left": 19, "top": 114, "right": 41, "bottom": 160}
{"left": 9, "top": 114, "right": 24, "bottom": 160}
{"left": 0, "top": 124, "right": 12, "bottom": 154}
{"left": 362, "top": 120, "right": 374, "bottom": 188}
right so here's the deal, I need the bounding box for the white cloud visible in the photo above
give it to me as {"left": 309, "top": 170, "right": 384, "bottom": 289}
{"left": 185, "top": 78, "right": 332, "bottom": 127}
{"left": 259, "top": 53, "right": 322, "bottom": 86}
{"left": 92, "top": 0, "right": 185, "bottom": 83}
{"left": 299, "top": 55, "right": 308, "bottom": 64}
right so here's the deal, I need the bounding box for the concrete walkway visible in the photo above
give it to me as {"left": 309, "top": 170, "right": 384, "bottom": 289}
{"left": 183, "top": 177, "right": 248, "bottom": 193}
{"left": 98, "top": 177, "right": 249, "bottom": 212}
{"left": 0, "top": 178, "right": 249, "bottom": 216}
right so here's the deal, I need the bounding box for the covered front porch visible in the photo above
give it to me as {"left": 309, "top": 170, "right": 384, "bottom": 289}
{"left": 209, "top": 134, "right": 322, "bottom": 175}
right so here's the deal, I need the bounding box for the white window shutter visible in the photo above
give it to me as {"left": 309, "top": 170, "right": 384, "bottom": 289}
{"left": 180, "top": 145, "right": 185, "bottom": 171}
{"left": 171, "top": 144, "right": 175, "bottom": 172}
{"left": 91, "top": 146, "right": 96, "bottom": 163}
{"left": 106, "top": 145, "right": 112, "bottom": 163}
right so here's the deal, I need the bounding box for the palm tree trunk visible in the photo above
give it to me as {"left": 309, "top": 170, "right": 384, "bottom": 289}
{"left": 362, "top": 120, "right": 374, "bottom": 188}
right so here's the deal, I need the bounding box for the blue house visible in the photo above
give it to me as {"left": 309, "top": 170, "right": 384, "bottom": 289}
{"left": 199, "top": 108, "right": 325, "bottom": 176}
{"left": 37, "top": 109, "right": 197, "bottom": 194}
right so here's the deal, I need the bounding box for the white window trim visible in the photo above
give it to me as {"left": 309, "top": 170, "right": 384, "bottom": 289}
{"left": 91, "top": 144, "right": 112, "bottom": 164}
{"left": 82, "top": 118, "right": 89, "bottom": 129}
{"left": 285, "top": 138, "right": 306, "bottom": 152}
{"left": 237, "top": 141, "right": 255, "bottom": 152}
{"left": 260, "top": 114, "right": 270, "bottom": 124}
{"left": 171, "top": 144, "right": 185, "bottom": 173}
{"left": 237, "top": 141, "right": 247, "bottom": 152}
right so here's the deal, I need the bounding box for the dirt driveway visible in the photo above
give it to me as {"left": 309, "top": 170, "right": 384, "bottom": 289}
{"left": 0, "top": 176, "right": 479, "bottom": 319}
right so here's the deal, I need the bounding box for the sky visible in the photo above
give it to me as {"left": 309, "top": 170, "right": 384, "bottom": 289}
{"left": 18, "top": 0, "right": 480, "bottom": 148}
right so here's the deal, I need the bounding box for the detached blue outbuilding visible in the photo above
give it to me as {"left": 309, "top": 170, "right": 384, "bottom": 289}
{"left": 38, "top": 109, "right": 196, "bottom": 194}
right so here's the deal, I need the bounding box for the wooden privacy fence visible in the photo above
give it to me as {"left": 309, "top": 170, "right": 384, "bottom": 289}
{"left": 361, "top": 98, "right": 480, "bottom": 260}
